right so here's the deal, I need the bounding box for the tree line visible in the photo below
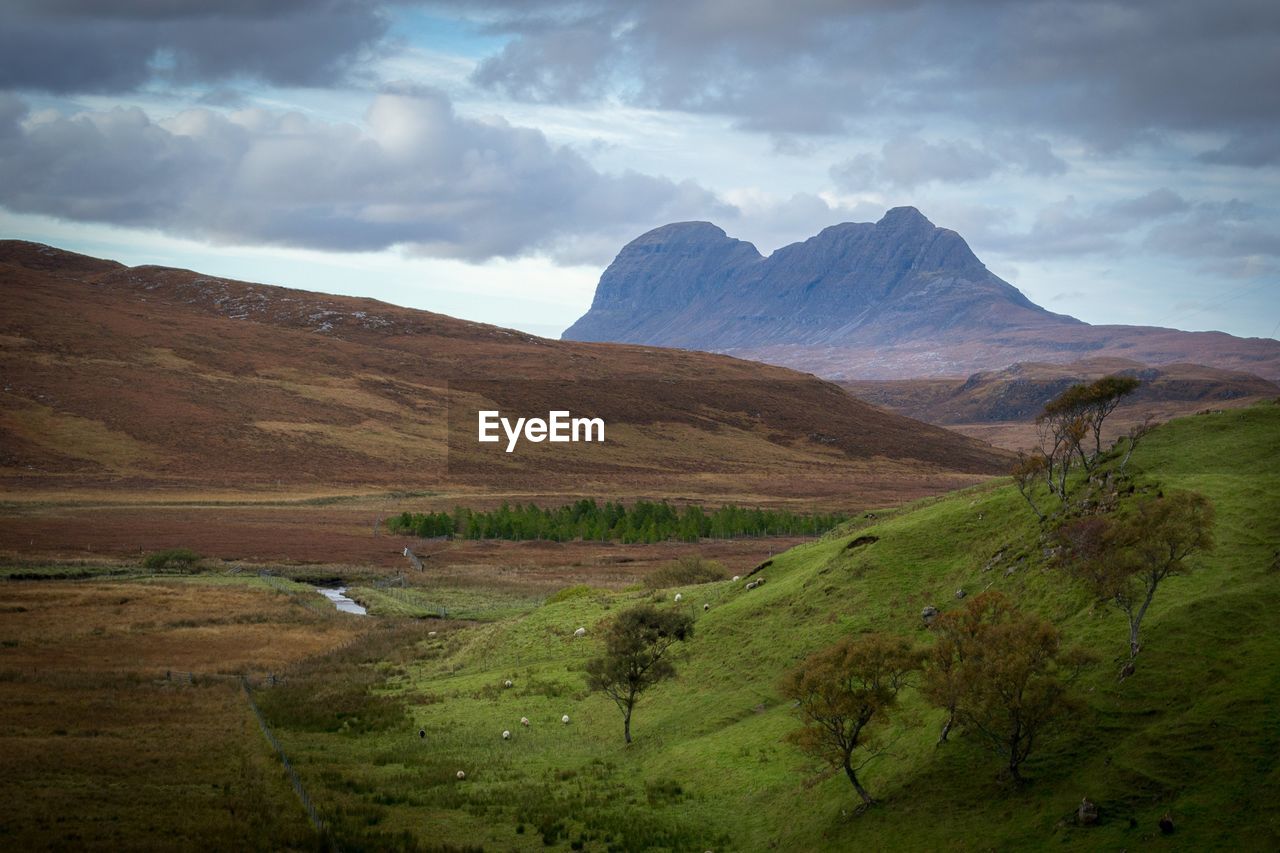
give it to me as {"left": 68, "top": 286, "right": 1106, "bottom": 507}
{"left": 386, "top": 499, "right": 848, "bottom": 543}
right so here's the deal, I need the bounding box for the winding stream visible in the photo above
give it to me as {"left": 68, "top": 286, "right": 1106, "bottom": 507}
{"left": 316, "top": 587, "right": 367, "bottom": 615}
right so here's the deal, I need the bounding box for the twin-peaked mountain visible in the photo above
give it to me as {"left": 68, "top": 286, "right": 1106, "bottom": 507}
{"left": 564, "top": 208, "right": 1280, "bottom": 382}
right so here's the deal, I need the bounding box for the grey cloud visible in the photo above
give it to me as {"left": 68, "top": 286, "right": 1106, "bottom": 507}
{"left": 0, "top": 1, "right": 389, "bottom": 93}
{"left": 456, "top": 0, "right": 1280, "bottom": 154}
{"left": 0, "top": 91, "right": 727, "bottom": 262}
{"left": 471, "top": 18, "right": 616, "bottom": 102}
{"left": 1106, "top": 188, "right": 1190, "bottom": 221}
{"left": 1198, "top": 132, "right": 1280, "bottom": 167}
{"left": 1146, "top": 200, "right": 1280, "bottom": 261}
{"left": 830, "top": 133, "right": 1063, "bottom": 190}
{"left": 981, "top": 191, "right": 1279, "bottom": 266}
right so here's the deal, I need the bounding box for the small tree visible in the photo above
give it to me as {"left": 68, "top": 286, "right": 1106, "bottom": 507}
{"left": 1027, "top": 375, "right": 1143, "bottom": 509}
{"left": 1011, "top": 452, "right": 1048, "bottom": 522}
{"left": 1056, "top": 490, "right": 1214, "bottom": 678}
{"left": 1082, "top": 376, "right": 1141, "bottom": 460}
{"left": 1118, "top": 415, "right": 1156, "bottom": 474}
{"left": 780, "top": 634, "right": 922, "bottom": 808}
{"left": 585, "top": 605, "right": 694, "bottom": 744}
{"left": 923, "top": 592, "right": 1092, "bottom": 783}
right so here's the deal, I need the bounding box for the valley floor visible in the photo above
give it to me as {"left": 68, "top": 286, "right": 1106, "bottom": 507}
{"left": 2, "top": 403, "right": 1278, "bottom": 850}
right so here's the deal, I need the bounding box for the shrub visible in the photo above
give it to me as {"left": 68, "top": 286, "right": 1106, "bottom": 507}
{"left": 644, "top": 556, "right": 727, "bottom": 589}
{"left": 142, "top": 548, "right": 201, "bottom": 571}
{"left": 546, "top": 584, "right": 601, "bottom": 604}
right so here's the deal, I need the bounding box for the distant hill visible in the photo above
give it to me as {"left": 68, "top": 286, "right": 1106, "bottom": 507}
{"left": 0, "top": 240, "right": 1007, "bottom": 505}
{"left": 563, "top": 208, "right": 1280, "bottom": 381}
{"left": 843, "top": 357, "right": 1279, "bottom": 450}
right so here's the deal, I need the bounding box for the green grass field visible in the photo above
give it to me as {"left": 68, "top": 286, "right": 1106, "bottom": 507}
{"left": 199, "top": 402, "right": 1280, "bottom": 849}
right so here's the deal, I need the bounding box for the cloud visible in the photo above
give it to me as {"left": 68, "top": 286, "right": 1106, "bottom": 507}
{"left": 0, "top": 1, "right": 390, "bottom": 92}
{"left": 1146, "top": 200, "right": 1280, "bottom": 262}
{"left": 832, "top": 136, "right": 998, "bottom": 189}
{"left": 830, "top": 133, "right": 1066, "bottom": 190}
{"left": 0, "top": 90, "right": 728, "bottom": 262}
{"left": 456, "top": 0, "right": 1280, "bottom": 154}
{"left": 1106, "top": 188, "right": 1190, "bottom": 221}
{"left": 976, "top": 190, "right": 1279, "bottom": 272}
{"left": 1198, "top": 131, "right": 1280, "bottom": 167}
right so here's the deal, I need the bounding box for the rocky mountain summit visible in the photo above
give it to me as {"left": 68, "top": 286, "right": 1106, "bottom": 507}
{"left": 564, "top": 208, "right": 1280, "bottom": 381}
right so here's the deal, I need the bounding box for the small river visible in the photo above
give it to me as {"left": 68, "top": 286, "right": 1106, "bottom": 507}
{"left": 316, "top": 587, "right": 367, "bottom": 615}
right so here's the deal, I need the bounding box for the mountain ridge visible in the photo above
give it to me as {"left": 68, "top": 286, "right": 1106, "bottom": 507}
{"left": 563, "top": 208, "right": 1280, "bottom": 381}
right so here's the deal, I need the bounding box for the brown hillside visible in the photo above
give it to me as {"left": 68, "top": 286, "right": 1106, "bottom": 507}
{"left": 0, "top": 240, "right": 1009, "bottom": 509}
{"left": 842, "top": 357, "right": 1278, "bottom": 450}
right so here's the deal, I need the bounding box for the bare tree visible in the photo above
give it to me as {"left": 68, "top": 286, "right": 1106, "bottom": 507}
{"left": 1119, "top": 415, "right": 1156, "bottom": 474}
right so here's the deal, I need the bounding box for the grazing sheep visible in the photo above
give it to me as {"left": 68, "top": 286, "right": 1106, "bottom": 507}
{"left": 573, "top": 627, "right": 586, "bottom": 638}
{"left": 731, "top": 575, "right": 741, "bottom": 582}
{"left": 502, "top": 730, "right": 511, "bottom": 740}
{"left": 504, "top": 679, "right": 513, "bottom": 688}
{"left": 520, "top": 717, "right": 530, "bottom": 727}
{"left": 745, "top": 581, "right": 757, "bottom": 590}
{"left": 562, "top": 714, "right": 570, "bottom": 724}
{"left": 703, "top": 603, "right": 710, "bottom": 612}
{"left": 674, "top": 593, "right": 683, "bottom": 603}
{"left": 456, "top": 770, "right": 466, "bottom": 780}
{"left": 418, "top": 729, "right": 426, "bottom": 739}
{"left": 428, "top": 630, "right": 438, "bottom": 638}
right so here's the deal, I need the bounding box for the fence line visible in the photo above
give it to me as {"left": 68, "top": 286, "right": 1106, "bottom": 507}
{"left": 240, "top": 676, "right": 334, "bottom": 848}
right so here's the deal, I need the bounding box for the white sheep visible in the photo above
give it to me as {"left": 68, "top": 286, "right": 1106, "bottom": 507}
{"left": 703, "top": 603, "right": 710, "bottom": 612}
{"left": 674, "top": 593, "right": 683, "bottom": 603}
{"left": 561, "top": 714, "right": 570, "bottom": 724}
{"left": 573, "top": 627, "right": 586, "bottom": 638}
{"left": 520, "top": 717, "right": 530, "bottom": 727}
{"left": 456, "top": 770, "right": 466, "bottom": 780}
{"left": 731, "top": 575, "right": 741, "bottom": 582}
{"left": 745, "top": 581, "right": 757, "bottom": 590}
{"left": 428, "top": 631, "right": 438, "bottom": 638}
{"left": 504, "top": 679, "right": 513, "bottom": 688}
{"left": 502, "top": 730, "right": 511, "bottom": 740}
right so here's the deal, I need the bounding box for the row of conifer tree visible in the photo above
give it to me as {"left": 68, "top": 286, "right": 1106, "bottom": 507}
{"left": 387, "top": 499, "right": 847, "bottom": 543}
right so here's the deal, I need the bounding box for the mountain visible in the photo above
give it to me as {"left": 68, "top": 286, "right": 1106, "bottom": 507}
{"left": 0, "top": 240, "right": 1008, "bottom": 506}
{"left": 563, "top": 208, "right": 1280, "bottom": 382}
{"left": 842, "top": 357, "right": 1279, "bottom": 450}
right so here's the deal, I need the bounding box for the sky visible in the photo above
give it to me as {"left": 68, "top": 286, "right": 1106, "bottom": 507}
{"left": 1, "top": 1, "right": 1278, "bottom": 341}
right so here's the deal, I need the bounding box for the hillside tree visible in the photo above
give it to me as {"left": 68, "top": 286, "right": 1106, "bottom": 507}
{"left": 1025, "top": 374, "right": 1142, "bottom": 509}
{"left": 585, "top": 605, "right": 694, "bottom": 744}
{"left": 780, "top": 633, "right": 922, "bottom": 808}
{"left": 923, "top": 592, "right": 1093, "bottom": 783}
{"left": 1056, "top": 490, "right": 1215, "bottom": 678}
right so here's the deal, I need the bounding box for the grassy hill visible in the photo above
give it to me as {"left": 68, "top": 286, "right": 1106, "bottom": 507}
{"left": 261, "top": 402, "right": 1280, "bottom": 850}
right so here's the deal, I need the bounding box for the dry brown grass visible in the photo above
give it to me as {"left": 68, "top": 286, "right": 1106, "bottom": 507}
{"left": 0, "top": 578, "right": 366, "bottom": 849}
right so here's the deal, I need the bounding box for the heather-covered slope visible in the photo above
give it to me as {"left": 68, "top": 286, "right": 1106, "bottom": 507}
{"left": 843, "top": 357, "right": 1279, "bottom": 449}
{"left": 0, "top": 240, "right": 1006, "bottom": 503}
